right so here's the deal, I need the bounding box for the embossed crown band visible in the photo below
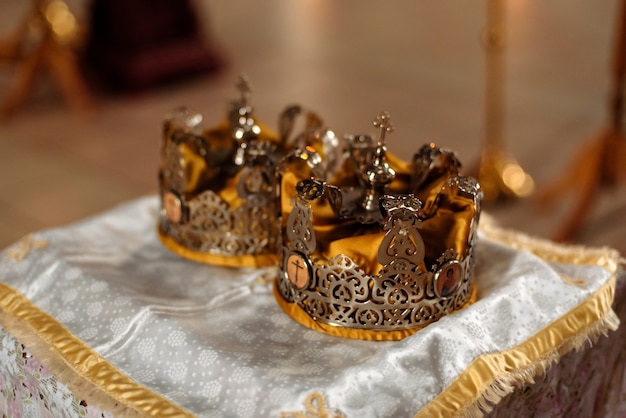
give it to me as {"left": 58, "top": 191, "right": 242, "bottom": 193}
{"left": 275, "top": 112, "right": 483, "bottom": 340}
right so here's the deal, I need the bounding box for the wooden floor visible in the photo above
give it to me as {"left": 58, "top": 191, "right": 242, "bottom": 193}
{"left": 0, "top": 0, "right": 625, "bottom": 255}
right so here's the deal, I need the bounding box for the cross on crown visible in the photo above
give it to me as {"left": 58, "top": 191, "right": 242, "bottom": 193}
{"left": 373, "top": 111, "right": 394, "bottom": 145}
{"left": 235, "top": 74, "right": 252, "bottom": 106}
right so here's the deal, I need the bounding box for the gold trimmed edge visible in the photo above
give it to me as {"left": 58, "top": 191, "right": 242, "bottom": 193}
{"left": 479, "top": 214, "right": 620, "bottom": 273}
{"left": 414, "top": 275, "right": 618, "bottom": 418}
{"left": 158, "top": 225, "right": 278, "bottom": 268}
{"left": 0, "top": 283, "right": 196, "bottom": 418}
{"left": 414, "top": 219, "right": 621, "bottom": 418}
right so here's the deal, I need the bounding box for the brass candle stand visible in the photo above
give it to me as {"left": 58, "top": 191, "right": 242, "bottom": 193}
{"left": 478, "top": 0, "right": 534, "bottom": 203}
{"left": 0, "top": 0, "right": 94, "bottom": 117}
{"left": 536, "top": 0, "right": 626, "bottom": 242}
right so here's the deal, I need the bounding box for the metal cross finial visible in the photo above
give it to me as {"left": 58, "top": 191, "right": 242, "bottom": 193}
{"left": 373, "top": 111, "right": 394, "bottom": 144}
{"left": 355, "top": 112, "right": 396, "bottom": 221}
{"left": 236, "top": 73, "right": 252, "bottom": 106}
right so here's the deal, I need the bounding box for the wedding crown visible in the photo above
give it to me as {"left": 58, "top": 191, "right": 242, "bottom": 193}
{"left": 275, "top": 112, "right": 483, "bottom": 340}
{"left": 158, "top": 75, "right": 335, "bottom": 267}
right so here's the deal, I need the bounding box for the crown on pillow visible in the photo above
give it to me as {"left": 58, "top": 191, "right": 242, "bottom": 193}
{"left": 275, "top": 112, "right": 483, "bottom": 340}
{"left": 158, "top": 75, "right": 335, "bottom": 267}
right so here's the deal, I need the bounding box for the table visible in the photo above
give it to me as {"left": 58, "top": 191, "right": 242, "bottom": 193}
{"left": 0, "top": 197, "right": 623, "bottom": 417}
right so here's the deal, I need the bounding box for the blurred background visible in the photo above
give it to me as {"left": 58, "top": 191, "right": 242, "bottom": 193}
{"left": 0, "top": 0, "right": 624, "bottom": 254}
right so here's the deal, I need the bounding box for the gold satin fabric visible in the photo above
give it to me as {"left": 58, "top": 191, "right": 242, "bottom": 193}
{"left": 171, "top": 118, "right": 281, "bottom": 207}
{"left": 279, "top": 155, "right": 476, "bottom": 276}
{"left": 0, "top": 283, "right": 195, "bottom": 418}
{"left": 277, "top": 149, "right": 478, "bottom": 337}
{"left": 414, "top": 224, "right": 621, "bottom": 418}
{"left": 416, "top": 277, "right": 617, "bottom": 418}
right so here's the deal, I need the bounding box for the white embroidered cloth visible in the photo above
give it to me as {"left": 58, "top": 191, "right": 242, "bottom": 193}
{"left": 0, "top": 197, "right": 619, "bottom": 417}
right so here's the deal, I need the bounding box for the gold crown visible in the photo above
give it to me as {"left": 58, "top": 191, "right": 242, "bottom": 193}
{"left": 275, "top": 112, "right": 483, "bottom": 340}
{"left": 158, "top": 75, "right": 335, "bottom": 267}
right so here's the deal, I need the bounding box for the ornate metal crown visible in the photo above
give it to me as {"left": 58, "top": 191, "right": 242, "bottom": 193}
{"left": 158, "top": 75, "right": 335, "bottom": 267}
{"left": 275, "top": 112, "right": 483, "bottom": 340}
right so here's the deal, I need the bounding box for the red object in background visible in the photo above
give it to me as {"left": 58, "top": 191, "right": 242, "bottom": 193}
{"left": 82, "top": 0, "right": 224, "bottom": 91}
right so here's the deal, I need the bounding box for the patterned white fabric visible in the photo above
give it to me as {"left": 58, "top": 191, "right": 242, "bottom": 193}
{"left": 0, "top": 326, "right": 113, "bottom": 418}
{"left": 0, "top": 197, "right": 618, "bottom": 417}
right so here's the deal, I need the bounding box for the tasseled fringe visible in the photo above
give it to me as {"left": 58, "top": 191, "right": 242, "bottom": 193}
{"left": 454, "top": 309, "right": 620, "bottom": 418}
{"left": 415, "top": 216, "right": 625, "bottom": 418}
{"left": 0, "top": 310, "right": 143, "bottom": 417}
{"left": 478, "top": 214, "right": 621, "bottom": 274}
{"left": 0, "top": 306, "right": 194, "bottom": 417}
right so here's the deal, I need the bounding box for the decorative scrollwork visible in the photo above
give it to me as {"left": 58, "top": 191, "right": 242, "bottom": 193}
{"left": 164, "top": 190, "right": 279, "bottom": 256}
{"left": 276, "top": 125, "right": 483, "bottom": 334}
{"left": 286, "top": 196, "right": 316, "bottom": 254}
{"left": 286, "top": 251, "right": 472, "bottom": 330}
{"left": 279, "top": 172, "right": 479, "bottom": 331}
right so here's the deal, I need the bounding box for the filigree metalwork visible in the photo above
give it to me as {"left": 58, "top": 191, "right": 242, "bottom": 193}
{"left": 285, "top": 195, "right": 316, "bottom": 255}
{"left": 164, "top": 190, "right": 279, "bottom": 256}
{"left": 278, "top": 183, "right": 477, "bottom": 331}
{"left": 159, "top": 76, "right": 335, "bottom": 262}
{"left": 276, "top": 115, "right": 483, "bottom": 332}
